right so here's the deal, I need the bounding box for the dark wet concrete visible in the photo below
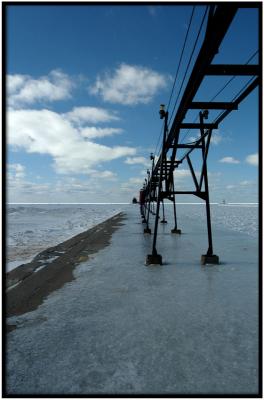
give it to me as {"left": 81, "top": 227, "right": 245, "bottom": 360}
{"left": 6, "top": 213, "right": 125, "bottom": 320}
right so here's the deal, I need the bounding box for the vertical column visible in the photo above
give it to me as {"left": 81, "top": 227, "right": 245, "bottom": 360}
{"left": 146, "top": 105, "right": 168, "bottom": 265}
{"left": 160, "top": 200, "right": 167, "bottom": 223}
{"left": 144, "top": 168, "right": 152, "bottom": 234}
{"left": 171, "top": 179, "right": 181, "bottom": 234}
{"left": 141, "top": 183, "right": 147, "bottom": 223}
{"left": 199, "top": 111, "right": 219, "bottom": 265}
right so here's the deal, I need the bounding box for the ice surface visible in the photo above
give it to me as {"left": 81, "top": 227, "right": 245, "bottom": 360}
{"left": 6, "top": 203, "right": 258, "bottom": 272}
{"left": 7, "top": 259, "right": 33, "bottom": 272}
{"left": 6, "top": 204, "right": 123, "bottom": 271}
{"left": 166, "top": 203, "right": 258, "bottom": 238}
{"left": 6, "top": 205, "right": 259, "bottom": 394}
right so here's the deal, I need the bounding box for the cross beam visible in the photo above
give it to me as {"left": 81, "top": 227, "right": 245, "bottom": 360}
{"left": 205, "top": 64, "right": 260, "bottom": 76}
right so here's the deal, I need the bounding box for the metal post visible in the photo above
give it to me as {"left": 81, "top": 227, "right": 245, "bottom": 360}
{"left": 199, "top": 111, "right": 219, "bottom": 265}
{"left": 141, "top": 183, "right": 147, "bottom": 223}
{"left": 146, "top": 106, "right": 168, "bottom": 265}
{"left": 160, "top": 199, "right": 167, "bottom": 223}
{"left": 143, "top": 179, "right": 148, "bottom": 222}
{"left": 171, "top": 179, "right": 181, "bottom": 234}
{"left": 152, "top": 186, "right": 157, "bottom": 215}
{"left": 144, "top": 169, "right": 151, "bottom": 233}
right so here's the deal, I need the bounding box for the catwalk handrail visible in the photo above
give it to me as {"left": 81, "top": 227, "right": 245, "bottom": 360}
{"left": 147, "top": 4, "right": 259, "bottom": 192}
{"left": 140, "top": 3, "right": 260, "bottom": 266}
{"left": 151, "top": 4, "right": 238, "bottom": 178}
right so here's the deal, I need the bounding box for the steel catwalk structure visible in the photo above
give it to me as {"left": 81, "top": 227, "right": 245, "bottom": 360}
{"left": 139, "top": 4, "right": 260, "bottom": 265}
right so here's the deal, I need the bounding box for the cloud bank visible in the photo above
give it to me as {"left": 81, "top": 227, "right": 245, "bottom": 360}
{"left": 64, "top": 106, "right": 120, "bottom": 125}
{"left": 90, "top": 63, "right": 168, "bottom": 105}
{"left": 219, "top": 156, "right": 240, "bottom": 164}
{"left": 7, "top": 70, "right": 73, "bottom": 108}
{"left": 7, "top": 107, "right": 136, "bottom": 175}
{"left": 245, "top": 153, "right": 258, "bottom": 166}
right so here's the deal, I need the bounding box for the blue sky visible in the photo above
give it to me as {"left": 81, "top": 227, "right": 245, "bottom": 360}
{"left": 6, "top": 4, "right": 259, "bottom": 203}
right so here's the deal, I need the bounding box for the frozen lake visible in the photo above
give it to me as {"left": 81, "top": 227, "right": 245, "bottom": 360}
{"left": 6, "top": 203, "right": 258, "bottom": 272}
{"left": 6, "top": 204, "right": 259, "bottom": 394}
{"left": 6, "top": 204, "right": 124, "bottom": 271}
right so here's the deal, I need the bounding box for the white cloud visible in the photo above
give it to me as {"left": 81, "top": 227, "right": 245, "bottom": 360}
{"left": 211, "top": 131, "right": 222, "bottom": 145}
{"left": 7, "top": 108, "right": 136, "bottom": 175}
{"left": 64, "top": 106, "right": 120, "bottom": 125}
{"left": 7, "top": 173, "right": 122, "bottom": 203}
{"left": 174, "top": 169, "right": 191, "bottom": 179}
{"left": 90, "top": 63, "right": 168, "bottom": 105}
{"left": 240, "top": 180, "right": 254, "bottom": 186}
{"left": 219, "top": 156, "right": 240, "bottom": 164}
{"left": 80, "top": 127, "right": 123, "bottom": 139}
{"left": 125, "top": 156, "right": 150, "bottom": 167}
{"left": 245, "top": 153, "right": 258, "bottom": 166}
{"left": 7, "top": 74, "right": 27, "bottom": 93}
{"left": 128, "top": 177, "right": 143, "bottom": 185}
{"left": 89, "top": 170, "right": 117, "bottom": 180}
{"left": 120, "top": 176, "right": 145, "bottom": 193}
{"left": 208, "top": 171, "right": 222, "bottom": 178}
{"left": 226, "top": 185, "right": 235, "bottom": 189}
{"left": 7, "top": 70, "right": 73, "bottom": 108}
{"left": 188, "top": 136, "right": 197, "bottom": 143}
{"left": 8, "top": 163, "right": 26, "bottom": 180}
{"left": 186, "top": 131, "right": 222, "bottom": 146}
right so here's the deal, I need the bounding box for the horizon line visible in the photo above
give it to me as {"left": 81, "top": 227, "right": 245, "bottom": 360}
{"left": 7, "top": 202, "right": 131, "bottom": 205}
{"left": 7, "top": 202, "right": 258, "bottom": 205}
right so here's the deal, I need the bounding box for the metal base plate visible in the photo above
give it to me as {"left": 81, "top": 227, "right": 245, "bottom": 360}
{"left": 171, "top": 228, "right": 182, "bottom": 234}
{"left": 145, "top": 254, "right": 162, "bottom": 265}
{"left": 144, "top": 228, "right": 151, "bottom": 234}
{"left": 201, "top": 254, "right": 219, "bottom": 265}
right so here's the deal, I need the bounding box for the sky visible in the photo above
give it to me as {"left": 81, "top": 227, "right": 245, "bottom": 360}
{"left": 6, "top": 4, "right": 259, "bottom": 203}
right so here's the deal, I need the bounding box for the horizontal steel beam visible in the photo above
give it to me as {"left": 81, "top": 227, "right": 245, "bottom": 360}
{"left": 175, "top": 144, "right": 203, "bottom": 148}
{"left": 157, "top": 160, "right": 178, "bottom": 164}
{"left": 157, "top": 166, "right": 180, "bottom": 169}
{"left": 205, "top": 64, "right": 259, "bottom": 76}
{"left": 214, "top": 77, "right": 259, "bottom": 126}
{"left": 167, "top": 190, "right": 204, "bottom": 194}
{"left": 166, "top": 5, "right": 238, "bottom": 146}
{"left": 179, "top": 123, "right": 218, "bottom": 129}
{"left": 170, "top": 191, "right": 207, "bottom": 200}
{"left": 190, "top": 101, "right": 238, "bottom": 110}
{"left": 151, "top": 5, "right": 239, "bottom": 178}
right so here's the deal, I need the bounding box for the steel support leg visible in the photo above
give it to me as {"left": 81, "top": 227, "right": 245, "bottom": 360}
{"left": 199, "top": 114, "right": 219, "bottom": 265}
{"left": 171, "top": 181, "right": 181, "bottom": 234}
{"left": 141, "top": 201, "right": 147, "bottom": 223}
{"left": 201, "top": 192, "right": 219, "bottom": 265}
{"left": 146, "top": 111, "right": 169, "bottom": 265}
{"left": 160, "top": 199, "right": 167, "bottom": 223}
{"left": 145, "top": 191, "right": 162, "bottom": 265}
{"left": 144, "top": 196, "right": 152, "bottom": 234}
{"left": 205, "top": 193, "right": 213, "bottom": 255}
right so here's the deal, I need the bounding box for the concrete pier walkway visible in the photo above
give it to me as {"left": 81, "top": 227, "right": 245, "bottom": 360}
{"left": 6, "top": 206, "right": 259, "bottom": 395}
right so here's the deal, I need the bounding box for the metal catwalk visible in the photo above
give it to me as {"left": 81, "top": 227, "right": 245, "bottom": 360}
{"left": 139, "top": 4, "right": 260, "bottom": 265}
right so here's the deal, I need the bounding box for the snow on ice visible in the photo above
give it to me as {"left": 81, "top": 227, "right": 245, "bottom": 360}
{"left": 6, "top": 203, "right": 258, "bottom": 272}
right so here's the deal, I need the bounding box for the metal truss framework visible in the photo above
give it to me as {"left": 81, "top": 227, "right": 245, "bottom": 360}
{"left": 140, "top": 4, "right": 260, "bottom": 265}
